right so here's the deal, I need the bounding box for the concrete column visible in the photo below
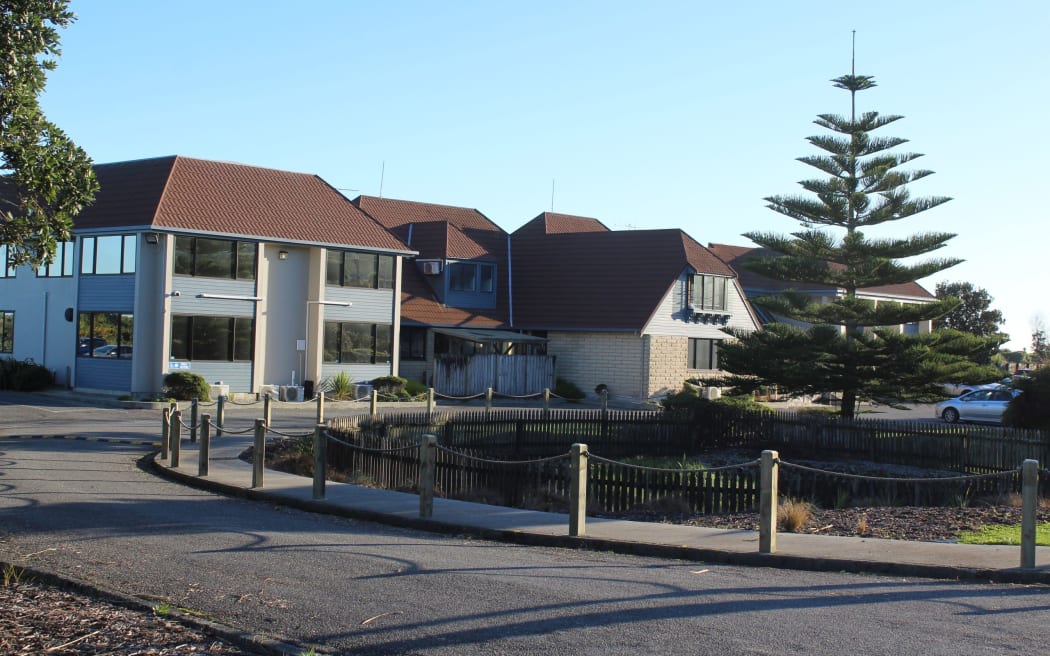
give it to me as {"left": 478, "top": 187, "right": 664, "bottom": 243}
{"left": 569, "top": 443, "right": 589, "bottom": 537}
{"left": 759, "top": 450, "right": 779, "bottom": 554}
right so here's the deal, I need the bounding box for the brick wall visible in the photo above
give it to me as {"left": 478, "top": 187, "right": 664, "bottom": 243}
{"left": 547, "top": 332, "right": 645, "bottom": 400}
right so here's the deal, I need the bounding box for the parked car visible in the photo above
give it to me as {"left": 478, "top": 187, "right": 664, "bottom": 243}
{"left": 941, "top": 376, "right": 1026, "bottom": 397}
{"left": 935, "top": 386, "right": 1019, "bottom": 424}
{"left": 92, "top": 344, "right": 133, "bottom": 358}
{"left": 77, "top": 337, "right": 107, "bottom": 355}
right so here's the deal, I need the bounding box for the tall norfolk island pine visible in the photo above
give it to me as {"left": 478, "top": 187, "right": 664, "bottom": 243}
{"left": 718, "top": 73, "right": 999, "bottom": 417}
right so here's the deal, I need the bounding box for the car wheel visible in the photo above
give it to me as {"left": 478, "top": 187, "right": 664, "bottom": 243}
{"left": 942, "top": 407, "right": 960, "bottom": 424}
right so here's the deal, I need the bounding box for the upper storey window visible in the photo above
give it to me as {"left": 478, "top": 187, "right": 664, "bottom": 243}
{"left": 82, "top": 235, "right": 136, "bottom": 275}
{"left": 326, "top": 250, "right": 394, "bottom": 289}
{"left": 449, "top": 262, "right": 495, "bottom": 293}
{"left": 174, "top": 237, "right": 256, "bottom": 280}
{"left": 691, "top": 274, "right": 728, "bottom": 312}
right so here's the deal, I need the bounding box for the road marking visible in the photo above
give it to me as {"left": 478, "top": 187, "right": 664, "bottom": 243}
{"left": 0, "top": 434, "right": 160, "bottom": 447}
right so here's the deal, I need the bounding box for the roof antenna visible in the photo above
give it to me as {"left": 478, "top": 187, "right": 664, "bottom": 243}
{"left": 550, "top": 178, "right": 555, "bottom": 212}
{"left": 379, "top": 161, "right": 385, "bottom": 198}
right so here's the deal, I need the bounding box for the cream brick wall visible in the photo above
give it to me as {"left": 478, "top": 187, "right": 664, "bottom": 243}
{"left": 547, "top": 332, "right": 645, "bottom": 400}
{"left": 642, "top": 334, "right": 722, "bottom": 399}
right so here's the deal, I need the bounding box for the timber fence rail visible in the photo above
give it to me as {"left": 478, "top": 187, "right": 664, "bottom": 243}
{"left": 159, "top": 406, "right": 1047, "bottom": 569}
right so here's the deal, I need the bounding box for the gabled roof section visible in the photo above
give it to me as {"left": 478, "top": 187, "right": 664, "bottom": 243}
{"left": 513, "top": 211, "right": 610, "bottom": 239}
{"left": 73, "top": 156, "right": 410, "bottom": 252}
{"left": 352, "top": 196, "right": 511, "bottom": 328}
{"left": 512, "top": 227, "right": 734, "bottom": 331}
{"left": 707, "top": 243, "right": 935, "bottom": 300}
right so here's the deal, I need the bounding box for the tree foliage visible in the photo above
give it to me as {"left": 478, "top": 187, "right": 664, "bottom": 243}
{"left": 718, "top": 71, "right": 999, "bottom": 417}
{"left": 1003, "top": 367, "right": 1050, "bottom": 431}
{"left": 1, "top": 1, "right": 97, "bottom": 267}
{"left": 933, "top": 281, "right": 1006, "bottom": 337}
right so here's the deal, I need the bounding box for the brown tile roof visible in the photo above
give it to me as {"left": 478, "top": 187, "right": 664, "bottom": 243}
{"left": 513, "top": 212, "right": 610, "bottom": 239}
{"left": 399, "top": 262, "right": 505, "bottom": 328}
{"left": 511, "top": 228, "right": 735, "bottom": 331}
{"left": 707, "top": 243, "right": 935, "bottom": 300}
{"left": 352, "top": 195, "right": 511, "bottom": 328}
{"left": 73, "top": 156, "right": 410, "bottom": 252}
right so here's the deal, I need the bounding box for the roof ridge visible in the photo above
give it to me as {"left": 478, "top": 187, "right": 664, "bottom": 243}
{"left": 149, "top": 156, "right": 181, "bottom": 227}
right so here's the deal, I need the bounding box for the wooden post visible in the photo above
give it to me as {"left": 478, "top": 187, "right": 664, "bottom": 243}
{"left": 252, "top": 418, "right": 265, "bottom": 488}
{"left": 263, "top": 393, "right": 272, "bottom": 430}
{"left": 160, "top": 408, "right": 170, "bottom": 460}
{"left": 427, "top": 387, "right": 435, "bottom": 419}
{"left": 190, "top": 397, "right": 199, "bottom": 443}
{"left": 198, "top": 414, "right": 211, "bottom": 477}
{"left": 419, "top": 434, "right": 437, "bottom": 518}
{"left": 170, "top": 410, "right": 182, "bottom": 468}
{"left": 600, "top": 389, "right": 608, "bottom": 414}
{"left": 216, "top": 395, "right": 225, "bottom": 436}
{"left": 1021, "top": 459, "right": 1038, "bottom": 568}
{"left": 569, "top": 443, "right": 588, "bottom": 536}
{"left": 313, "top": 424, "right": 326, "bottom": 500}
{"left": 543, "top": 388, "right": 550, "bottom": 415}
{"left": 316, "top": 392, "right": 325, "bottom": 425}
{"left": 485, "top": 387, "right": 493, "bottom": 417}
{"left": 370, "top": 389, "right": 378, "bottom": 416}
{"left": 759, "top": 449, "right": 779, "bottom": 554}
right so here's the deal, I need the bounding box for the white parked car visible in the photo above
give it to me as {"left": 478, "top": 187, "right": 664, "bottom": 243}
{"left": 935, "top": 386, "right": 1019, "bottom": 424}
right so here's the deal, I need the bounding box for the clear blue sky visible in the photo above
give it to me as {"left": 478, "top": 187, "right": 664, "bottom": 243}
{"left": 40, "top": 1, "right": 1049, "bottom": 350}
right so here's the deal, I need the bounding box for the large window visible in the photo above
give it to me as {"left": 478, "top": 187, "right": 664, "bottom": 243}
{"left": 449, "top": 261, "right": 495, "bottom": 292}
{"left": 326, "top": 250, "right": 394, "bottom": 289}
{"left": 691, "top": 274, "right": 728, "bottom": 312}
{"left": 399, "top": 325, "right": 427, "bottom": 361}
{"left": 0, "top": 245, "right": 14, "bottom": 278}
{"left": 77, "top": 312, "right": 134, "bottom": 358}
{"left": 323, "top": 321, "right": 392, "bottom": 364}
{"left": 170, "top": 315, "right": 254, "bottom": 361}
{"left": 0, "top": 311, "right": 12, "bottom": 353}
{"left": 81, "top": 235, "right": 136, "bottom": 275}
{"left": 173, "top": 237, "right": 256, "bottom": 280}
{"left": 688, "top": 338, "right": 720, "bottom": 370}
{"left": 37, "top": 241, "right": 75, "bottom": 278}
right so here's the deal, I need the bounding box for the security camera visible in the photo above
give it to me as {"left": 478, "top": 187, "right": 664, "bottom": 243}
{"left": 172, "top": 290, "right": 181, "bottom": 297}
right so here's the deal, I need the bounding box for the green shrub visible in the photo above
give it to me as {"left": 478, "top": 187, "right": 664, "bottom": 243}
{"left": 162, "top": 372, "right": 211, "bottom": 401}
{"left": 554, "top": 377, "right": 585, "bottom": 401}
{"left": 1003, "top": 368, "right": 1050, "bottom": 430}
{"left": 324, "top": 371, "right": 355, "bottom": 400}
{"left": 371, "top": 375, "right": 407, "bottom": 394}
{"left": 405, "top": 379, "right": 428, "bottom": 396}
{"left": 0, "top": 358, "right": 53, "bottom": 391}
{"left": 661, "top": 384, "right": 767, "bottom": 413}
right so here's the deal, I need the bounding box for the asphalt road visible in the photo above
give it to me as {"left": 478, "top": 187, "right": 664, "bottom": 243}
{"left": 0, "top": 400, "right": 1044, "bottom": 655}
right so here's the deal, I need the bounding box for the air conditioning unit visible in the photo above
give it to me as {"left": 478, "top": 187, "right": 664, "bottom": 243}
{"left": 280, "top": 385, "right": 304, "bottom": 402}
{"left": 421, "top": 260, "right": 442, "bottom": 275}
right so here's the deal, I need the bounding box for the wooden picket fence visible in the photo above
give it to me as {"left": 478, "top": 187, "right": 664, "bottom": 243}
{"left": 323, "top": 405, "right": 1049, "bottom": 515}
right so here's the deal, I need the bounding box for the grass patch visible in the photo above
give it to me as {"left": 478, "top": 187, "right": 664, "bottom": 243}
{"left": 958, "top": 523, "right": 1050, "bottom": 546}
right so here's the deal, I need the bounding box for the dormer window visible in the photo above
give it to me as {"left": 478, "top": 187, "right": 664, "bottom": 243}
{"left": 691, "top": 274, "right": 728, "bottom": 312}
{"left": 449, "top": 262, "right": 495, "bottom": 293}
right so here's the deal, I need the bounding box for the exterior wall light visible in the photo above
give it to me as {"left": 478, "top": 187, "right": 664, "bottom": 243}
{"left": 145, "top": 232, "right": 160, "bottom": 244}
{"left": 278, "top": 250, "right": 288, "bottom": 260}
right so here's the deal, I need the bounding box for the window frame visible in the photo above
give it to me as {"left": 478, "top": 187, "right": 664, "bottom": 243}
{"left": 323, "top": 320, "right": 393, "bottom": 364}
{"left": 77, "top": 311, "right": 134, "bottom": 359}
{"left": 81, "top": 235, "right": 137, "bottom": 275}
{"left": 0, "top": 245, "right": 12, "bottom": 278}
{"left": 449, "top": 261, "right": 496, "bottom": 293}
{"left": 326, "top": 250, "right": 395, "bottom": 290}
{"left": 0, "top": 310, "right": 13, "bottom": 353}
{"left": 691, "top": 274, "right": 728, "bottom": 312}
{"left": 169, "top": 314, "right": 255, "bottom": 362}
{"left": 687, "top": 338, "right": 721, "bottom": 370}
{"left": 173, "top": 236, "right": 257, "bottom": 281}
{"left": 36, "top": 241, "right": 76, "bottom": 278}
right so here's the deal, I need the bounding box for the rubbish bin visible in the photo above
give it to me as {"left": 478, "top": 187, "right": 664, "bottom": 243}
{"left": 303, "top": 379, "right": 314, "bottom": 400}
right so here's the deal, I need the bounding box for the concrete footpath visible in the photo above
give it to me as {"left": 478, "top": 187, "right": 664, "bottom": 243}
{"left": 152, "top": 434, "right": 1050, "bottom": 587}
